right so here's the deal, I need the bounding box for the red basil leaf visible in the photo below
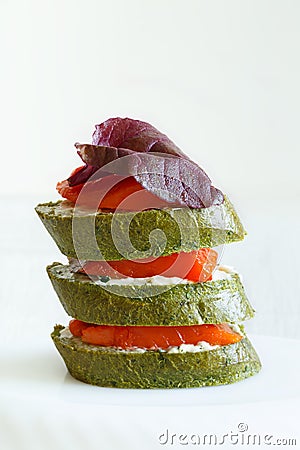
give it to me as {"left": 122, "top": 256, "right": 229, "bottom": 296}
{"left": 92, "top": 117, "right": 187, "bottom": 158}
{"left": 72, "top": 118, "right": 224, "bottom": 208}
{"left": 67, "top": 164, "right": 99, "bottom": 187}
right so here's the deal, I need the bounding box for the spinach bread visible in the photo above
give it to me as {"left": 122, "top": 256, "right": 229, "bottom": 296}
{"left": 52, "top": 325, "right": 261, "bottom": 389}
{"left": 47, "top": 263, "right": 254, "bottom": 326}
{"left": 35, "top": 196, "right": 246, "bottom": 261}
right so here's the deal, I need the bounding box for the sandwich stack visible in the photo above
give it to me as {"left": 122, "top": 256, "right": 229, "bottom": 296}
{"left": 35, "top": 117, "right": 261, "bottom": 389}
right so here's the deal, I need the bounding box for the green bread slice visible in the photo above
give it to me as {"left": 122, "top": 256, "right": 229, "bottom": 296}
{"left": 51, "top": 325, "right": 261, "bottom": 389}
{"left": 47, "top": 262, "right": 255, "bottom": 326}
{"left": 35, "top": 196, "right": 246, "bottom": 261}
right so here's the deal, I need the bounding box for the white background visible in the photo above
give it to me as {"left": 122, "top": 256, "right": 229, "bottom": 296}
{"left": 1, "top": 0, "right": 299, "bottom": 339}
{"left": 1, "top": 0, "right": 300, "bottom": 200}
{"left": 1, "top": 2, "right": 300, "bottom": 449}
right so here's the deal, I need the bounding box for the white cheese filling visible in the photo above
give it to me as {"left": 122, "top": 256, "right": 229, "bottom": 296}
{"left": 93, "top": 265, "right": 236, "bottom": 286}
{"left": 165, "top": 342, "right": 219, "bottom": 353}
{"left": 60, "top": 323, "right": 243, "bottom": 354}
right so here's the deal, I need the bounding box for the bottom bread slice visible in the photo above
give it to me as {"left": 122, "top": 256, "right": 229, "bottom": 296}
{"left": 51, "top": 325, "right": 261, "bottom": 389}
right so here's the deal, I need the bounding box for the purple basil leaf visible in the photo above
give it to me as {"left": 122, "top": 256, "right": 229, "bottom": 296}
{"left": 67, "top": 164, "right": 99, "bottom": 187}
{"left": 127, "top": 152, "right": 221, "bottom": 208}
{"left": 74, "top": 143, "right": 137, "bottom": 169}
{"left": 72, "top": 118, "right": 224, "bottom": 208}
{"left": 92, "top": 117, "right": 187, "bottom": 158}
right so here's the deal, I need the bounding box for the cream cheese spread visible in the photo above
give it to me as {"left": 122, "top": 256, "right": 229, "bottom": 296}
{"left": 94, "top": 265, "right": 236, "bottom": 286}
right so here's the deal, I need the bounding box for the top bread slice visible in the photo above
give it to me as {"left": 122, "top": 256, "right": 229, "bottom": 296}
{"left": 35, "top": 196, "right": 246, "bottom": 261}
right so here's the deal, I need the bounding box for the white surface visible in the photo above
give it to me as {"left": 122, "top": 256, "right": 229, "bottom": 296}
{"left": 0, "top": 335, "right": 299, "bottom": 450}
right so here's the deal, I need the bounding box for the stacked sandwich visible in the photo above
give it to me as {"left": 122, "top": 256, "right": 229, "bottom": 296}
{"left": 35, "top": 117, "right": 261, "bottom": 389}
